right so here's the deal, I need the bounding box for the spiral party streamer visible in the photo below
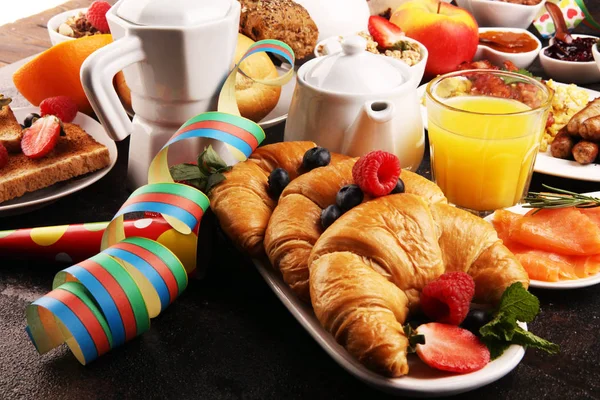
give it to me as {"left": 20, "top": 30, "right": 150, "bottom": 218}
{"left": 25, "top": 39, "right": 295, "bottom": 365}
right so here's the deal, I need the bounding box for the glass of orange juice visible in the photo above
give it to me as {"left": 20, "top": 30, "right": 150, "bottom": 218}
{"left": 426, "top": 70, "right": 552, "bottom": 217}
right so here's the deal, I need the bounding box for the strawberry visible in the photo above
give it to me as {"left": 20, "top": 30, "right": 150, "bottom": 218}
{"left": 86, "top": 1, "right": 111, "bottom": 34}
{"left": 415, "top": 323, "right": 490, "bottom": 373}
{"left": 40, "top": 96, "right": 78, "bottom": 123}
{"left": 420, "top": 272, "right": 475, "bottom": 325}
{"left": 352, "top": 150, "right": 401, "bottom": 197}
{"left": 0, "top": 143, "right": 8, "bottom": 169}
{"left": 21, "top": 116, "right": 61, "bottom": 159}
{"left": 368, "top": 16, "right": 405, "bottom": 50}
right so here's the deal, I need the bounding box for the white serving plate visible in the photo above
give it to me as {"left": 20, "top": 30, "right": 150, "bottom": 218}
{"left": 486, "top": 191, "right": 600, "bottom": 290}
{"left": 253, "top": 258, "right": 525, "bottom": 397}
{"left": 417, "top": 82, "right": 600, "bottom": 182}
{"left": 0, "top": 107, "right": 118, "bottom": 217}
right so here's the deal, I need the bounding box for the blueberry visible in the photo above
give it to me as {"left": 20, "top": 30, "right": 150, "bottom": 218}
{"left": 268, "top": 168, "right": 290, "bottom": 199}
{"left": 321, "top": 204, "right": 342, "bottom": 229}
{"left": 461, "top": 309, "right": 492, "bottom": 335}
{"left": 390, "top": 178, "right": 405, "bottom": 194}
{"left": 302, "top": 147, "right": 331, "bottom": 171}
{"left": 336, "top": 184, "right": 364, "bottom": 212}
{"left": 23, "top": 113, "right": 40, "bottom": 128}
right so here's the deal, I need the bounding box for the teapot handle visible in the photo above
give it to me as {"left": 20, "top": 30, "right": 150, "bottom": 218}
{"left": 80, "top": 35, "right": 145, "bottom": 141}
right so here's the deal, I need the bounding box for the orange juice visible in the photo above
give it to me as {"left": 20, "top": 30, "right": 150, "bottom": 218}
{"left": 428, "top": 96, "right": 545, "bottom": 211}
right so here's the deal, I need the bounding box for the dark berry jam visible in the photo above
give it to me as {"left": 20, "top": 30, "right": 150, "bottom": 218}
{"left": 544, "top": 37, "right": 598, "bottom": 62}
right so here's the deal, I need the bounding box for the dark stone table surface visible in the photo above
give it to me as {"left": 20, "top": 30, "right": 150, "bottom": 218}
{"left": 2, "top": 10, "right": 600, "bottom": 400}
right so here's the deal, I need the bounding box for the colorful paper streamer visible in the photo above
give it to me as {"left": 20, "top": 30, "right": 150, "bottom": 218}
{"left": 534, "top": 0, "right": 600, "bottom": 38}
{"left": 25, "top": 39, "right": 295, "bottom": 364}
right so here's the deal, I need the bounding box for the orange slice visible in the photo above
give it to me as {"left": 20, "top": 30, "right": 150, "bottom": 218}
{"left": 13, "top": 35, "right": 113, "bottom": 115}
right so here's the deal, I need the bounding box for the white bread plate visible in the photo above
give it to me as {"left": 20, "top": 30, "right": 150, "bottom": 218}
{"left": 47, "top": 8, "right": 88, "bottom": 46}
{"left": 540, "top": 34, "right": 600, "bottom": 85}
{"left": 455, "top": 0, "right": 545, "bottom": 30}
{"left": 314, "top": 33, "right": 428, "bottom": 87}
{"left": 0, "top": 107, "right": 117, "bottom": 217}
{"left": 476, "top": 27, "right": 541, "bottom": 70}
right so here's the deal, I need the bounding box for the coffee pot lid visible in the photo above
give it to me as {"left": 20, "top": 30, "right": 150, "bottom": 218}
{"left": 117, "top": 0, "right": 233, "bottom": 26}
{"left": 304, "top": 35, "right": 406, "bottom": 94}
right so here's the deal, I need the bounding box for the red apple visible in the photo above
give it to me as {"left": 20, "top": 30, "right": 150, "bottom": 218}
{"left": 390, "top": 0, "right": 479, "bottom": 77}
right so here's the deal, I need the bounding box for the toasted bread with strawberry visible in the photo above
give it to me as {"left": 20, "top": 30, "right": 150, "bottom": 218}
{"left": 0, "top": 97, "right": 23, "bottom": 153}
{"left": 0, "top": 122, "right": 110, "bottom": 204}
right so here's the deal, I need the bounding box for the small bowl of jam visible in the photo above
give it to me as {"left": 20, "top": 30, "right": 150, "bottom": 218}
{"left": 540, "top": 34, "right": 600, "bottom": 85}
{"left": 476, "top": 27, "right": 541, "bottom": 69}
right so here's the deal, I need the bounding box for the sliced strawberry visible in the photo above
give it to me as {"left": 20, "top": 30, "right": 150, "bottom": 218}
{"left": 368, "top": 16, "right": 405, "bottom": 50}
{"left": 415, "top": 323, "right": 490, "bottom": 374}
{"left": 21, "top": 116, "right": 61, "bottom": 159}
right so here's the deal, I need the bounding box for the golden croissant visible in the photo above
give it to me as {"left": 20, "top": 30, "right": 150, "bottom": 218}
{"left": 209, "top": 141, "right": 348, "bottom": 255}
{"left": 264, "top": 158, "right": 447, "bottom": 301}
{"left": 308, "top": 194, "right": 529, "bottom": 377}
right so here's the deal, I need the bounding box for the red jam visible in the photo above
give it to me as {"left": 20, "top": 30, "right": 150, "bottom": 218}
{"left": 544, "top": 37, "right": 598, "bottom": 62}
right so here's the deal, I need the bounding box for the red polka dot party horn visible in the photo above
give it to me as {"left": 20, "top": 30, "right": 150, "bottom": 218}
{"left": 24, "top": 39, "right": 295, "bottom": 365}
{"left": 0, "top": 216, "right": 195, "bottom": 267}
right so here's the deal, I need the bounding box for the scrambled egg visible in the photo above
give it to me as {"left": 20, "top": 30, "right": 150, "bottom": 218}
{"left": 542, "top": 80, "right": 589, "bottom": 152}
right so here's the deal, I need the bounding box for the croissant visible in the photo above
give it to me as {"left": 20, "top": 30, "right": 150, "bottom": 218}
{"left": 308, "top": 194, "right": 529, "bottom": 377}
{"left": 209, "top": 141, "right": 348, "bottom": 255}
{"left": 264, "top": 158, "right": 447, "bottom": 302}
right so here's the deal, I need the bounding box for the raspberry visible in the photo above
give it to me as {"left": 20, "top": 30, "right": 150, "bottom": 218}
{"left": 86, "top": 1, "right": 111, "bottom": 34}
{"left": 39, "top": 96, "right": 78, "bottom": 122}
{"left": 420, "top": 272, "right": 475, "bottom": 325}
{"left": 0, "top": 143, "right": 8, "bottom": 169}
{"left": 352, "top": 151, "right": 401, "bottom": 197}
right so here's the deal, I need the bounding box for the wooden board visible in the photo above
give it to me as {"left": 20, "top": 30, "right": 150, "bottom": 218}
{"left": 0, "top": 0, "right": 115, "bottom": 67}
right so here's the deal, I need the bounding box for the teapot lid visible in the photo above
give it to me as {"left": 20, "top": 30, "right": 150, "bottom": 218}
{"left": 117, "top": 0, "right": 233, "bottom": 26}
{"left": 304, "top": 35, "right": 405, "bottom": 94}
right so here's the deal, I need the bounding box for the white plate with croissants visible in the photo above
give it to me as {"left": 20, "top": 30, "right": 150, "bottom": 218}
{"left": 199, "top": 142, "right": 550, "bottom": 396}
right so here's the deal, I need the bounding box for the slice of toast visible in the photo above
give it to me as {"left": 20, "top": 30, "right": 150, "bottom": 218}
{"left": 0, "top": 105, "right": 23, "bottom": 153}
{"left": 0, "top": 122, "right": 110, "bottom": 204}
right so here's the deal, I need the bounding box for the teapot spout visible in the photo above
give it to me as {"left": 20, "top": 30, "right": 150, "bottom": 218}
{"left": 341, "top": 100, "right": 396, "bottom": 157}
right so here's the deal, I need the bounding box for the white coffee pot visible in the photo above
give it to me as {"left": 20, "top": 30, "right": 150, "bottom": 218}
{"left": 81, "top": 0, "right": 241, "bottom": 189}
{"left": 284, "top": 35, "right": 424, "bottom": 171}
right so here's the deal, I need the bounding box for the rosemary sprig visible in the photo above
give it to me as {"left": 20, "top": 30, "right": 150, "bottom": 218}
{"left": 523, "top": 184, "right": 600, "bottom": 212}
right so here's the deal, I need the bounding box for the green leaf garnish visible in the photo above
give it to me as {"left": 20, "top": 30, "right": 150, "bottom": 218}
{"left": 169, "top": 145, "right": 231, "bottom": 195}
{"left": 479, "top": 282, "right": 559, "bottom": 359}
{"left": 502, "top": 68, "right": 542, "bottom": 85}
{"left": 524, "top": 184, "right": 600, "bottom": 212}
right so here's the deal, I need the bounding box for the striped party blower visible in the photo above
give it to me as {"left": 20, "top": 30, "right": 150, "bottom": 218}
{"left": 24, "top": 39, "right": 294, "bottom": 365}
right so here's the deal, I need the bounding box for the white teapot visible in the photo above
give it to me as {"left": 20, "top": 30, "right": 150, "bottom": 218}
{"left": 81, "top": 0, "right": 241, "bottom": 189}
{"left": 284, "top": 35, "right": 424, "bottom": 171}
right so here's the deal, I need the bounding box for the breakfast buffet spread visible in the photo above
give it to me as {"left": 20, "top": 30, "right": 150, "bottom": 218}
{"left": 1, "top": 0, "right": 600, "bottom": 396}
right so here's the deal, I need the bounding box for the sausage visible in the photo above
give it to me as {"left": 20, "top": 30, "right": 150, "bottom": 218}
{"left": 550, "top": 129, "right": 575, "bottom": 159}
{"left": 580, "top": 115, "right": 600, "bottom": 142}
{"left": 572, "top": 141, "right": 599, "bottom": 165}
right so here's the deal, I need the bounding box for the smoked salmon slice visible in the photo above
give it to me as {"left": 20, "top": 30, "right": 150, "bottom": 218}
{"left": 513, "top": 208, "right": 600, "bottom": 256}
{"left": 580, "top": 207, "right": 600, "bottom": 228}
{"left": 492, "top": 209, "right": 600, "bottom": 282}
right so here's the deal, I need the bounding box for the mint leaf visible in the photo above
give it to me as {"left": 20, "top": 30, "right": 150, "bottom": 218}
{"left": 512, "top": 326, "right": 560, "bottom": 355}
{"left": 498, "top": 282, "right": 539, "bottom": 323}
{"left": 480, "top": 311, "right": 517, "bottom": 341}
{"left": 205, "top": 172, "right": 227, "bottom": 195}
{"left": 199, "top": 145, "right": 231, "bottom": 175}
{"left": 184, "top": 178, "right": 206, "bottom": 191}
{"left": 501, "top": 69, "right": 542, "bottom": 85}
{"left": 480, "top": 336, "right": 512, "bottom": 360}
{"left": 169, "top": 163, "right": 205, "bottom": 181}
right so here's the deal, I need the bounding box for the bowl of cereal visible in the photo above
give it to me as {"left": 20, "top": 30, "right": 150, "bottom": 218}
{"left": 455, "top": 0, "right": 545, "bottom": 29}
{"left": 315, "top": 32, "right": 428, "bottom": 87}
{"left": 47, "top": 7, "right": 106, "bottom": 46}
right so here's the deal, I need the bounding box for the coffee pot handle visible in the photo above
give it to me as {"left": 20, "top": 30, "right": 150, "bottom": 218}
{"left": 80, "top": 35, "right": 145, "bottom": 141}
